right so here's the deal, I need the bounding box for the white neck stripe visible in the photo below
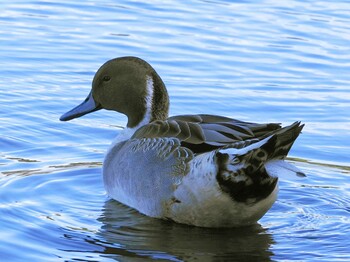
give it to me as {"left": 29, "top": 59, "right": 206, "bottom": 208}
{"left": 138, "top": 75, "right": 153, "bottom": 128}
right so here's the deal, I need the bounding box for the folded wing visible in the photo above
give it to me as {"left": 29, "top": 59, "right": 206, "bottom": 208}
{"left": 132, "top": 114, "right": 282, "bottom": 153}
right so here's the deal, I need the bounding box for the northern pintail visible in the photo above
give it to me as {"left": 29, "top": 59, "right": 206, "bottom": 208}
{"left": 60, "top": 56, "right": 304, "bottom": 227}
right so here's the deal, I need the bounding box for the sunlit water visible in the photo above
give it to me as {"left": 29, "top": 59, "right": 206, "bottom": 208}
{"left": 1, "top": 0, "right": 350, "bottom": 261}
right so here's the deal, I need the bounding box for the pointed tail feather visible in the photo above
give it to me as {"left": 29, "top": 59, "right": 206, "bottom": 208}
{"left": 267, "top": 121, "right": 304, "bottom": 159}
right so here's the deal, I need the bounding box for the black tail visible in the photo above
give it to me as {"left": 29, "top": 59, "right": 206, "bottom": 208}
{"left": 216, "top": 122, "right": 304, "bottom": 204}
{"left": 265, "top": 121, "right": 304, "bottom": 159}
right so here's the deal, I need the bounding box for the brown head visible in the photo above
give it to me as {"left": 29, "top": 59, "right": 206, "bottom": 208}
{"left": 60, "top": 56, "right": 169, "bottom": 128}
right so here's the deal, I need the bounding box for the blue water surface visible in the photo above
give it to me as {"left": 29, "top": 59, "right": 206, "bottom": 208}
{"left": 1, "top": 0, "right": 350, "bottom": 261}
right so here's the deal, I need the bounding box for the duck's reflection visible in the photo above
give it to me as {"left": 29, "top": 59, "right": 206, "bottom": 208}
{"left": 94, "top": 199, "right": 275, "bottom": 261}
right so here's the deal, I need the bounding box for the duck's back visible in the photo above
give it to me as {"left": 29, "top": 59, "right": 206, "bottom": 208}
{"left": 133, "top": 114, "right": 282, "bottom": 153}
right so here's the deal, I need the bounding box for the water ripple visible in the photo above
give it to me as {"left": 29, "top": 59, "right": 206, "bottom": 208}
{"left": 1, "top": 0, "right": 350, "bottom": 261}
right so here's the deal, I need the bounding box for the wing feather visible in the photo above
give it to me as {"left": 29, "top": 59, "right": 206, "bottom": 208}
{"left": 132, "top": 114, "right": 282, "bottom": 153}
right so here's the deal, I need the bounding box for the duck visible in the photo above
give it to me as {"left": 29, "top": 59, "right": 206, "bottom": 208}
{"left": 60, "top": 56, "right": 304, "bottom": 228}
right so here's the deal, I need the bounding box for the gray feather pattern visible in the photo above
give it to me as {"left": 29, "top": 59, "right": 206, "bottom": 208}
{"left": 132, "top": 114, "right": 281, "bottom": 152}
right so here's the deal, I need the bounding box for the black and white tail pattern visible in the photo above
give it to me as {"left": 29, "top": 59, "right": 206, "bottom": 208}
{"left": 216, "top": 122, "right": 304, "bottom": 204}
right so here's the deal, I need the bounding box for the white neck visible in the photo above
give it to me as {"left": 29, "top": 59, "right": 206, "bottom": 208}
{"left": 139, "top": 75, "right": 154, "bottom": 126}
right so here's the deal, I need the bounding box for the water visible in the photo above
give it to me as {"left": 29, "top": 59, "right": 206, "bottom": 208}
{"left": 1, "top": 0, "right": 349, "bottom": 261}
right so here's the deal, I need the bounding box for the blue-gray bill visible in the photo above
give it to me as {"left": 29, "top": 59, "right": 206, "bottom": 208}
{"left": 60, "top": 91, "right": 101, "bottom": 121}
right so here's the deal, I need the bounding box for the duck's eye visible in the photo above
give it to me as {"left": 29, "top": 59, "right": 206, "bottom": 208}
{"left": 103, "top": 75, "right": 111, "bottom": 82}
